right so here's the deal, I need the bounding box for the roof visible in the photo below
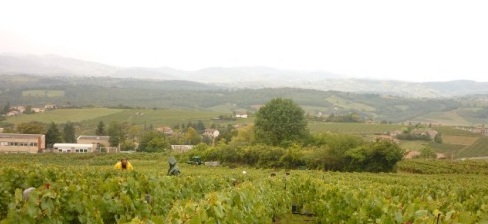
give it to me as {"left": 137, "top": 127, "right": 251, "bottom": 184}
{"left": 53, "top": 143, "right": 94, "bottom": 148}
{"left": 0, "top": 133, "right": 44, "bottom": 139}
{"left": 77, "top": 135, "right": 109, "bottom": 141}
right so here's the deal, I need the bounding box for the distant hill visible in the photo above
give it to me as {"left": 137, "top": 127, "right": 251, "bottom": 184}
{"left": 2, "top": 54, "right": 488, "bottom": 97}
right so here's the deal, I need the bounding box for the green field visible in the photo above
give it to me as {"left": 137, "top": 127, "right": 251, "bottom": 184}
{"left": 0, "top": 154, "right": 487, "bottom": 223}
{"left": 458, "top": 137, "right": 488, "bottom": 158}
{"left": 22, "top": 90, "right": 65, "bottom": 97}
{"left": 412, "top": 110, "right": 473, "bottom": 126}
{"left": 308, "top": 122, "right": 404, "bottom": 134}
{"left": 325, "top": 95, "right": 376, "bottom": 111}
{"left": 6, "top": 108, "right": 123, "bottom": 125}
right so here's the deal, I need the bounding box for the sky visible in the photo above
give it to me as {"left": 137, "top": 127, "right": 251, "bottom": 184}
{"left": 0, "top": 0, "right": 487, "bottom": 82}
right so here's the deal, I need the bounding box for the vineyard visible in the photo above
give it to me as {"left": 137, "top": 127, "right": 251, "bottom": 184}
{"left": 308, "top": 122, "right": 404, "bottom": 134}
{"left": 457, "top": 137, "right": 488, "bottom": 158}
{"left": 0, "top": 154, "right": 487, "bottom": 223}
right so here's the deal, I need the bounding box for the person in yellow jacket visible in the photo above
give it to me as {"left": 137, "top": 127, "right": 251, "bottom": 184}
{"left": 114, "top": 158, "right": 134, "bottom": 170}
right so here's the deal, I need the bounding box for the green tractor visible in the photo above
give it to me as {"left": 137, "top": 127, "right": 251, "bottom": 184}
{"left": 187, "top": 156, "right": 203, "bottom": 165}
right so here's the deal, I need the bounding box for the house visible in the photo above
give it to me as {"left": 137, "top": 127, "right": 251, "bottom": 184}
{"left": 436, "top": 153, "right": 447, "bottom": 159}
{"left": 171, "top": 145, "right": 194, "bottom": 153}
{"left": 53, "top": 143, "right": 94, "bottom": 153}
{"left": 235, "top": 113, "right": 248, "bottom": 118}
{"left": 0, "top": 128, "right": 3, "bottom": 133}
{"left": 155, "top": 126, "right": 174, "bottom": 135}
{"left": 0, "top": 133, "right": 45, "bottom": 153}
{"left": 44, "top": 104, "right": 57, "bottom": 109}
{"left": 10, "top": 106, "right": 25, "bottom": 113}
{"left": 204, "top": 129, "right": 220, "bottom": 138}
{"left": 31, "top": 107, "right": 45, "bottom": 113}
{"left": 77, "top": 135, "right": 110, "bottom": 152}
{"left": 404, "top": 150, "right": 421, "bottom": 159}
{"left": 6, "top": 111, "right": 21, "bottom": 116}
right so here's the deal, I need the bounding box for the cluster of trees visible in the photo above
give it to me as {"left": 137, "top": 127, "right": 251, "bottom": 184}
{"left": 186, "top": 98, "right": 405, "bottom": 172}
{"left": 395, "top": 127, "right": 443, "bottom": 144}
{"left": 101, "top": 120, "right": 237, "bottom": 152}
{"left": 5, "top": 121, "right": 77, "bottom": 148}
{"left": 188, "top": 133, "right": 404, "bottom": 172}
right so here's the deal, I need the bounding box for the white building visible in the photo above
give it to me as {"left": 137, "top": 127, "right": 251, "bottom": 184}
{"left": 53, "top": 143, "right": 94, "bottom": 153}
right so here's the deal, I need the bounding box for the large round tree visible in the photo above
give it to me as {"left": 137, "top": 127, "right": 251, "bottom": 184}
{"left": 254, "top": 98, "right": 308, "bottom": 146}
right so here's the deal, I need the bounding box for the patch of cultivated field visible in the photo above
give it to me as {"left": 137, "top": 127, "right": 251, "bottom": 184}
{"left": 6, "top": 108, "right": 123, "bottom": 125}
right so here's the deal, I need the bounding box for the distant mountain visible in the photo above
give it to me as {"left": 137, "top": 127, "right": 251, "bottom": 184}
{"left": 2, "top": 54, "right": 488, "bottom": 97}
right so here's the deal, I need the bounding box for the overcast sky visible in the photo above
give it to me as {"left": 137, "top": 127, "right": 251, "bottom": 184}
{"left": 1, "top": 0, "right": 487, "bottom": 82}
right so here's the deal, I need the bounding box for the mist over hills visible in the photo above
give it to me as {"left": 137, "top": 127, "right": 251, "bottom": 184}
{"left": 1, "top": 54, "right": 488, "bottom": 97}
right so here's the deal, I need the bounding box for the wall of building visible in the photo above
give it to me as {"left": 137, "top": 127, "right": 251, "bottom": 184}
{"left": 0, "top": 134, "right": 45, "bottom": 153}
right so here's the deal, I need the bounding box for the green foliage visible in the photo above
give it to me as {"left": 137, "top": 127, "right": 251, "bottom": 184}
{"left": 343, "top": 139, "right": 405, "bottom": 172}
{"left": 434, "top": 132, "right": 443, "bottom": 144}
{"left": 138, "top": 131, "right": 170, "bottom": 152}
{"left": 0, "top": 155, "right": 487, "bottom": 223}
{"left": 419, "top": 146, "right": 437, "bottom": 159}
{"left": 458, "top": 137, "right": 488, "bottom": 158}
{"left": 254, "top": 98, "right": 309, "bottom": 146}
{"left": 313, "top": 112, "right": 363, "bottom": 123}
{"left": 1, "top": 102, "right": 10, "bottom": 115}
{"left": 62, "top": 122, "right": 76, "bottom": 143}
{"left": 184, "top": 127, "right": 201, "bottom": 145}
{"left": 45, "top": 122, "right": 62, "bottom": 148}
{"left": 108, "top": 121, "right": 124, "bottom": 147}
{"left": 95, "top": 121, "right": 106, "bottom": 136}
{"left": 16, "top": 121, "right": 46, "bottom": 134}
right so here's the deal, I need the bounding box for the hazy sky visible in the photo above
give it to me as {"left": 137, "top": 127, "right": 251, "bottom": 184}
{"left": 1, "top": 0, "right": 487, "bottom": 82}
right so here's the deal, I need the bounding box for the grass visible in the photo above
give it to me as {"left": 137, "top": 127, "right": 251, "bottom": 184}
{"left": 22, "top": 90, "right": 65, "bottom": 97}
{"left": 309, "top": 122, "right": 404, "bottom": 134}
{"left": 412, "top": 110, "right": 472, "bottom": 126}
{"left": 458, "top": 137, "right": 488, "bottom": 158}
{"left": 398, "top": 141, "right": 428, "bottom": 151}
{"left": 325, "top": 95, "right": 376, "bottom": 112}
{"left": 77, "top": 108, "right": 224, "bottom": 134}
{"left": 5, "top": 108, "right": 123, "bottom": 125}
{"left": 442, "top": 135, "right": 479, "bottom": 146}
{"left": 432, "top": 126, "right": 480, "bottom": 136}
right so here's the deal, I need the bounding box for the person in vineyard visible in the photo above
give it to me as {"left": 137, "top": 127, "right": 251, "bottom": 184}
{"left": 114, "top": 158, "right": 134, "bottom": 170}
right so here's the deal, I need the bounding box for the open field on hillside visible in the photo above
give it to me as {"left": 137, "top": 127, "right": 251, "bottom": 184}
{"left": 0, "top": 154, "right": 487, "bottom": 223}
{"left": 458, "top": 137, "right": 488, "bottom": 158}
{"left": 442, "top": 135, "right": 479, "bottom": 145}
{"left": 325, "top": 95, "right": 376, "bottom": 111}
{"left": 5, "top": 108, "right": 123, "bottom": 125}
{"left": 21, "top": 90, "right": 65, "bottom": 97}
{"left": 411, "top": 110, "right": 473, "bottom": 126}
{"left": 308, "top": 122, "right": 404, "bottom": 134}
{"left": 398, "top": 140, "right": 427, "bottom": 151}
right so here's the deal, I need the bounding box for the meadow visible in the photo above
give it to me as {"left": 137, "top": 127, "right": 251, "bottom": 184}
{"left": 0, "top": 153, "right": 487, "bottom": 223}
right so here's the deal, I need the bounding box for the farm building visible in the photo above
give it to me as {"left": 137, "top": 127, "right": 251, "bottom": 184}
{"left": 77, "top": 135, "right": 110, "bottom": 149}
{"left": 53, "top": 143, "right": 94, "bottom": 153}
{"left": 171, "top": 145, "right": 194, "bottom": 153}
{"left": 0, "top": 133, "right": 45, "bottom": 153}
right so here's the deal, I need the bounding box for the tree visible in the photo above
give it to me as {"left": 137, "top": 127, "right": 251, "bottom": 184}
{"left": 138, "top": 131, "right": 170, "bottom": 152}
{"left": 419, "top": 146, "right": 436, "bottom": 159}
{"left": 434, "top": 132, "right": 443, "bottom": 144}
{"left": 254, "top": 98, "right": 308, "bottom": 146}
{"left": 108, "top": 121, "right": 124, "bottom": 147}
{"left": 24, "top": 105, "right": 34, "bottom": 114}
{"left": 95, "top": 121, "right": 106, "bottom": 136}
{"left": 1, "top": 102, "right": 10, "bottom": 115}
{"left": 17, "top": 121, "right": 45, "bottom": 134}
{"left": 63, "top": 122, "right": 76, "bottom": 143}
{"left": 195, "top": 120, "right": 206, "bottom": 133}
{"left": 45, "top": 122, "right": 63, "bottom": 148}
{"left": 184, "top": 127, "right": 201, "bottom": 145}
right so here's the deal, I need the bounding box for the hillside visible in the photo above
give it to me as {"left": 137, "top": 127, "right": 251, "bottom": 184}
{"left": 3, "top": 54, "right": 488, "bottom": 97}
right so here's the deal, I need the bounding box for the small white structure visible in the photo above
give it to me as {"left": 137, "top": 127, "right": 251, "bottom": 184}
{"left": 53, "top": 143, "right": 93, "bottom": 153}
